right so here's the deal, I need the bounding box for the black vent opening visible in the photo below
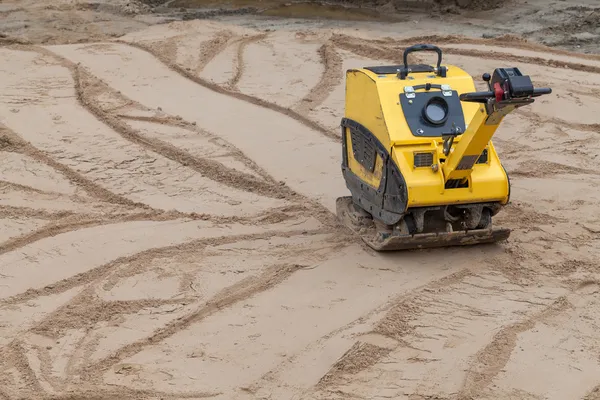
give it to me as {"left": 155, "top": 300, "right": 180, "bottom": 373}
{"left": 414, "top": 152, "right": 434, "bottom": 168}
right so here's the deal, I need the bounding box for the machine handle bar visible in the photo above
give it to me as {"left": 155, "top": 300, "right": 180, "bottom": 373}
{"left": 459, "top": 87, "right": 552, "bottom": 102}
{"left": 403, "top": 44, "right": 443, "bottom": 71}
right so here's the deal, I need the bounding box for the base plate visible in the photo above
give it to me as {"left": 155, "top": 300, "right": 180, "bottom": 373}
{"left": 336, "top": 196, "right": 511, "bottom": 251}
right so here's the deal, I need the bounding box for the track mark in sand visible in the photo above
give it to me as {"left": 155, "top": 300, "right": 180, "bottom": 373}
{"left": 317, "top": 342, "right": 392, "bottom": 388}
{"left": 34, "top": 387, "right": 220, "bottom": 400}
{"left": 457, "top": 297, "right": 572, "bottom": 399}
{"left": 48, "top": 42, "right": 347, "bottom": 214}
{"left": 0, "top": 341, "right": 45, "bottom": 394}
{"left": 1, "top": 47, "right": 285, "bottom": 217}
{"left": 69, "top": 63, "right": 289, "bottom": 200}
{"left": 494, "top": 202, "right": 566, "bottom": 229}
{"left": 0, "top": 205, "right": 78, "bottom": 220}
{"left": 330, "top": 34, "right": 417, "bottom": 65}
{"left": 0, "top": 221, "right": 329, "bottom": 397}
{"left": 0, "top": 209, "right": 206, "bottom": 257}
{"left": 82, "top": 261, "right": 315, "bottom": 380}
{"left": 115, "top": 39, "right": 339, "bottom": 141}
{"left": 45, "top": 43, "right": 282, "bottom": 194}
{"left": 0, "top": 179, "right": 65, "bottom": 197}
{"left": 227, "top": 33, "right": 269, "bottom": 90}
{"left": 510, "top": 159, "right": 600, "bottom": 178}
{"left": 31, "top": 296, "right": 194, "bottom": 339}
{"left": 585, "top": 385, "right": 600, "bottom": 400}
{"left": 0, "top": 208, "right": 317, "bottom": 305}
{"left": 0, "top": 125, "right": 146, "bottom": 210}
{"left": 293, "top": 42, "right": 342, "bottom": 115}
{"left": 196, "top": 30, "right": 235, "bottom": 74}
{"left": 92, "top": 243, "right": 473, "bottom": 397}
{"left": 35, "top": 43, "right": 298, "bottom": 199}
{"left": 304, "top": 268, "right": 581, "bottom": 400}
{"left": 117, "top": 114, "right": 275, "bottom": 183}
{"left": 139, "top": 29, "right": 236, "bottom": 76}
{"left": 333, "top": 34, "right": 600, "bottom": 75}
{"left": 0, "top": 34, "right": 29, "bottom": 47}
{"left": 240, "top": 268, "right": 474, "bottom": 398}
{"left": 517, "top": 109, "right": 600, "bottom": 134}
{"left": 118, "top": 115, "right": 277, "bottom": 184}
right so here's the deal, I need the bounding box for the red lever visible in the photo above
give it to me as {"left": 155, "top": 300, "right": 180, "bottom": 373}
{"left": 493, "top": 82, "right": 504, "bottom": 102}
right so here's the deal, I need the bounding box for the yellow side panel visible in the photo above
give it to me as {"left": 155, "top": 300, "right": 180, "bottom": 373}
{"left": 345, "top": 130, "right": 384, "bottom": 188}
{"left": 344, "top": 70, "right": 390, "bottom": 151}
{"left": 344, "top": 70, "right": 391, "bottom": 188}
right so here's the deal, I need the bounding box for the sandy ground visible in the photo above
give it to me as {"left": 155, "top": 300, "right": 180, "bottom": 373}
{"left": 1, "top": 1, "right": 600, "bottom": 399}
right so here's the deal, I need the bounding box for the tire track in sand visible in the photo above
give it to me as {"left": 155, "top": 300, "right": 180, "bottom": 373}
{"left": 24, "top": 43, "right": 289, "bottom": 200}
{"left": 446, "top": 47, "right": 600, "bottom": 75}
{"left": 266, "top": 270, "right": 471, "bottom": 385}
{"left": 308, "top": 269, "right": 471, "bottom": 393}
{"left": 0, "top": 46, "right": 286, "bottom": 217}
{"left": 45, "top": 42, "right": 348, "bottom": 215}
{"left": 114, "top": 113, "right": 276, "bottom": 184}
{"left": 115, "top": 39, "right": 340, "bottom": 141}
{"left": 302, "top": 263, "right": 592, "bottom": 400}
{"left": 0, "top": 179, "right": 65, "bottom": 197}
{"left": 3, "top": 103, "right": 272, "bottom": 256}
{"left": 33, "top": 387, "right": 218, "bottom": 400}
{"left": 0, "top": 205, "right": 76, "bottom": 220}
{"left": 196, "top": 30, "right": 236, "bottom": 74}
{"left": 585, "top": 385, "right": 600, "bottom": 400}
{"left": 69, "top": 62, "right": 290, "bottom": 200}
{"left": 330, "top": 35, "right": 415, "bottom": 64}
{"left": 0, "top": 209, "right": 209, "bottom": 257}
{"left": 457, "top": 296, "right": 574, "bottom": 399}
{"left": 0, "top": 217, "right": 329, "bottom": 397}
{"left": 0, "top": 125, "right": 147, "bottom": 210}
{"left": 226, "top": 33, "right": 269, "bottom": 90}
{"left": 0, "top": 341, "right": 45, "bottom": 394}
{"left": 0, "top": 206, "right": 316, "bottom": 306}
{"left": 141, "top": 29, "right": 236, "bottom": 76}
{"left": 293, "top": 42, "right": 342, "bottom": 116}
{"left": 78, "top": 261, "right": 316, "bottom": 380}
{"left": 517, "top": 108, "right": 600, "bottom": 134}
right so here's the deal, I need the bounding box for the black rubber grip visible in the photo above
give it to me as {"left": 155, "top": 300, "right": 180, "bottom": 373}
{"left": 532, "top": 87, "right": 552, "bottom": 96}
{"left": 403, "top": 44, "right": 442, "bottom": 70}
{"left": 459, "top": 91, "right": 494, "bottom": 102}
{"left": 459, "top": 87, "right": 552, "bottom": 102}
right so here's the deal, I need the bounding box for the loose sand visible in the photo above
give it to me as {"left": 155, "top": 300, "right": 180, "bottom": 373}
{"left": 1, "top": 1, "right": 600, "bottom": 399}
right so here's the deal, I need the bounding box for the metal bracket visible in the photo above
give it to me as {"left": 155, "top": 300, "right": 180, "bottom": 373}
{"left": 485, "top": 103, "right": 516, "bottom": 125}
{"left": 404, "top": 86, "right": 415, "bottom": 99}
{"left": 441, "top": 84, "right": 452, "bottom": 97}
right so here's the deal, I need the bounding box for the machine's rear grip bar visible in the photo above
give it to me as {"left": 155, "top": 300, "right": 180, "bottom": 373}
{"left": 403, "top": 44, "right": 443, "bottom": 70}
{"left": 459, "top": 87, "right": 552, "bottom": 102}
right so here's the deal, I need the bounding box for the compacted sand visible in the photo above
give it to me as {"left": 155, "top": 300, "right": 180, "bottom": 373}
{"left": 1, "top": 1, "right": 600, "bottom": 400}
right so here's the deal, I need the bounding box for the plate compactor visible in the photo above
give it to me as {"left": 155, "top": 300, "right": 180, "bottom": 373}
{"left": 336, "top": 44, "right": 552, "bottom": 251}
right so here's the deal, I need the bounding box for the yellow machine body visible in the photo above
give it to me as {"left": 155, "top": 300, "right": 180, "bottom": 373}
{"left": 343, "top": 66, "right": 509, "bottom": 210}
{"left": 336, "top": 44, "right": 551, "bottom": 251}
